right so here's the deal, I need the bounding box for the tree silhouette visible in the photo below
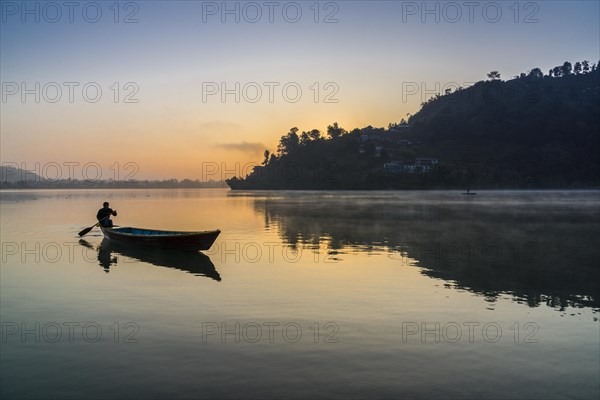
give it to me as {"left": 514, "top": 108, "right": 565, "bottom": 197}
{"left": 529, "top": 68, "right": 544, "bottom": 79}
{"left": 553, "top": 66, "right": 562, "bottom": 77}
{"left": 561, "top": 62, "right": 572, "bottom": 76}
{"left": 582, "top": 60, "right": 590, "bottom": 73}
{"left": 262, "top": 150, "right": 270, "bottom": 165}
{"left": 300, "top": 131, "right": 311, "bottom": 145}
{"left": 309, "top": 129, "right": 322, "bottom": 141}
{"left": 327, "top": 122, "right": 346, "bottom": 139}
{"left": 487, "top": 71, "right": 501, "bottom": 81}
{"left": 574, "top": 62, "right": 582, "bottom": 75}
{"left": 277, "top": 127, "right": 300, "bottom": 156}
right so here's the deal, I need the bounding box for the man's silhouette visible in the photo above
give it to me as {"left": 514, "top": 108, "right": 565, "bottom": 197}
{"left": 96, "top": 202, "right": 117, "bottom": 227}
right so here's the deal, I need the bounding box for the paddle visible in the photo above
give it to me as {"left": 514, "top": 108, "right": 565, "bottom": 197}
{"left": 78, "top": 215, "right": 110, "bottom": 237}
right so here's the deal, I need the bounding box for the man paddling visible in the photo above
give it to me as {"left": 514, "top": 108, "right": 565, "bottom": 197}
{"left": 97, "top": 202, "right": 117, "bottom": 227}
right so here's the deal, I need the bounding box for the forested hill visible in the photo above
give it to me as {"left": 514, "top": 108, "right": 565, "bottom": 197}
{"left": 227, "top": 63, "right": 600, "bottom": 190}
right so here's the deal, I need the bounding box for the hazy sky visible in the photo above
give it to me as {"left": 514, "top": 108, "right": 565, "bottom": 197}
{"left": 1, "top": 0, "right": 599, "bottom": 180}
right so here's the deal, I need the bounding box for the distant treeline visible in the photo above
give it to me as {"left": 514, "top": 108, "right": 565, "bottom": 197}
{"left": 228, "top": 61, "right": 600, "bottom": 190}
{"left": 0, "top": 178, "right": 228, "bottom": 189}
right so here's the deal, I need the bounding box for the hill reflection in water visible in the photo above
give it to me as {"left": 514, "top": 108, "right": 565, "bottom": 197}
{"left": 251, "top": 191, "right": 599, "bottom": 311}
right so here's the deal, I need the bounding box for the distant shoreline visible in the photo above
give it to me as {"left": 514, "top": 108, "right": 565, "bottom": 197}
{"left": 0, "top": 181, "right": 228, "bottom": 190}
{"left": 0, "top": 184, "right": 228, "bottom": 190}
{"left": 1, "top": 187, "right": 598, "bottom": 192}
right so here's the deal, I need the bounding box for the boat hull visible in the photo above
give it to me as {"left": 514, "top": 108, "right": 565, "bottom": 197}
{"left": 101, "top": 227, "right": 220, "bottom": 251}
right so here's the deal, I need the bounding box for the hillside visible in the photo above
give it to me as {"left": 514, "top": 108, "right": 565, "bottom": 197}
{"left": 228, "top": 63, "right": 600, "bottom": 190}
{"left": 0, "top": 165, "right": 43, "bottom": 184}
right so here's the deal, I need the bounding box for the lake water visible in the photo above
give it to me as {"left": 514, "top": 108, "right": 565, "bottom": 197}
{"left": 1, "top": 189, "right": 599, "bottom": 399}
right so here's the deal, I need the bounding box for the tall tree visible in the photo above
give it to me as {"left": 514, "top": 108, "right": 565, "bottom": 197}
{"left": 262, "top": 150, "right": 270, "bottom": 165}
{"left": 574, "top": 62, "right": 582, "bottom": 75}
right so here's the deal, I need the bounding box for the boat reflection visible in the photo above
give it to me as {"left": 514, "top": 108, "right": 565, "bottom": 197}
{"left": 252, "top": 191, "right": 599, "bottom": 311}
{"left": 79, "top": 239, "right": 221, "bottom": 281}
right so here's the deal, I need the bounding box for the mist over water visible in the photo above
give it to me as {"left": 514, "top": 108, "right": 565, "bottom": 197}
{"left": 250, "top": 190, "right": 600, "bottom": 310}
{"left": 1, "top": 189, "right": 599, "bottom": 399}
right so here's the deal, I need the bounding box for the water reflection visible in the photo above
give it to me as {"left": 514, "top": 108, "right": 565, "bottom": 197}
{"left": 79, "top": 239, "right": 221, "bottom": 281}
{"left": 252, "top": 192, "right": 599, "bottom": 310}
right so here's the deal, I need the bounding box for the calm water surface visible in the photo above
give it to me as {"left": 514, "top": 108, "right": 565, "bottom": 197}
{"left": 1, "top": 189, "right": 599, "bottom": 399}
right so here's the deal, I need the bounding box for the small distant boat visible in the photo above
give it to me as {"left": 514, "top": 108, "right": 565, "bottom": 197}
{"left": 101, "top": 226, "right": 220, "bottom": 251}
{"left": 462, "top": 189, "right": 477, "bottom": 195}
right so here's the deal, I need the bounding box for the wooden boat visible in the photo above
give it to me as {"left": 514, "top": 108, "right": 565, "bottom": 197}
{"left": 100, "top": 226, "right": 220, "bottom": 251}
